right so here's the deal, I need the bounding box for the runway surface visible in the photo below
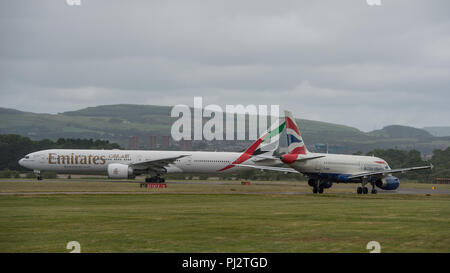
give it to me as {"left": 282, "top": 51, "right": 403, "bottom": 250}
{"left": 1, "top": 179, "right": 449, "bottom": 195}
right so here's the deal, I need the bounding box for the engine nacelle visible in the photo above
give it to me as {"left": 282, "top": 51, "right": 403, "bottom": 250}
{"left": 375, "top": 176, "right": 400, "bottom": 190}
{"left": 107, "top": 163, "right": 134, "bottom": 179}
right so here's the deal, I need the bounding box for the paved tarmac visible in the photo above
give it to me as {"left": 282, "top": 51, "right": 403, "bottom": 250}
{"left": 1, "top": 179, "right": 449, "bottom": 195}
{"left": 1, "top": 188, "right": 449, "bottom": 196}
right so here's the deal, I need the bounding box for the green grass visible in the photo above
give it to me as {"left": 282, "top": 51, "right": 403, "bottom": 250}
{"left": 0, "top": 188, "right": 449, "bottom": 253}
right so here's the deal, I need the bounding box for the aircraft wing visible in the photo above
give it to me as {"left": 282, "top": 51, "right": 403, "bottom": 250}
{"left": 348, "top": 165, "right": 433, "bottom": 179}
{"left": 130, "top": 155, "right": 190, "bottom": 172}
{"left": 232, "top": 164, "right": 299, "bottom": 173}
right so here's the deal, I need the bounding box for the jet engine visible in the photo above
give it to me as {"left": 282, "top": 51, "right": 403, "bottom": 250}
{"left": 107, "top": 163, "right": 134, "bottom": 179}
{"left": 375, "top": 176, "right": 400, "bottom": 190}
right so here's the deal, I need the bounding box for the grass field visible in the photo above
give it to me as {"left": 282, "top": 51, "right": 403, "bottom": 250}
{"left": 0, "top": 179, "right": 449, "bottom": 253}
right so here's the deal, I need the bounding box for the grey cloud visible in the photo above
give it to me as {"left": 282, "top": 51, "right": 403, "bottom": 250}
{"left": 0, "top": 0, "right": 449, "bottom": 131}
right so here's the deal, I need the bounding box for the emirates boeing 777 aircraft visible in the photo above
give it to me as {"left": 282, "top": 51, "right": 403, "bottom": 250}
{"left": 18, "top": 122, "right": 286, "bottom": 182}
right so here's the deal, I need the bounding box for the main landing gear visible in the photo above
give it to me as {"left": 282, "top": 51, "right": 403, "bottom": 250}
{"left": 357, "top": 182, "right": 377, "bottom": 194}
{"left": 313, "top": 186, "right": 324, "bottom": 194}
{"left": 357, "top": 186, "right": 368, "bottom": 194}
{"left": 140, "top": 176, "right": 166, "bottom": 188}
{"left": 311, "top": 179, "right": 325, "bottom": 194}
{"left": 144, "top": 176, "right": 165, "bottom": 183}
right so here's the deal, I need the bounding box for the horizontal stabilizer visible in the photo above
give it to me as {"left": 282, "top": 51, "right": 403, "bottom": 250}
{"left": 250, "top": 155, "right": 279, "bottom": 161}
{"left": 232, "top": 164, "right": 299, "bottom": 173}
{"left": 294, "top": 155, "right": 326, "bottom": 162}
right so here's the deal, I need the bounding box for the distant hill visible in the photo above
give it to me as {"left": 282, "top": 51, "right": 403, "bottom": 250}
{"left": 423, "top": 127, "right": 450, "bottom": 137}
{"left": 1, "top": 104, "right": 449, "bottom": 154}
{"left": 62, "top": 104, "right": 172, "bottom": 122}
{"left": 368, "top": 125, "right": 432, "bottom": 138}
{"left": 0, "top": 105, "right": 173, "bottom": 142}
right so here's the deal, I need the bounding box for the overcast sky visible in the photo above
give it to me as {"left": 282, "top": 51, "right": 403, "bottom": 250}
{"left": 0, "top": 0, "right": 449, "bottom": 131}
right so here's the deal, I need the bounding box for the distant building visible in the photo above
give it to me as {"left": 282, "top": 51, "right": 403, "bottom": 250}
{"left": 161, "top": 135, "right": 170, "bottom": 149}
{"left": 149, "top": 135, "right": 157, "bottom": 149}
{"left": 314, "top": 143, "right": 328, "bottom": 153}
{"left": 436, "top": 178, "right": 450, "bottom": 184}
{"left": 128, "top": 136, "right": 139, "bottom": 150}
{"left": 180, "top": 138, "right": 192, "bottom": 151}
{"left": 313, "top": 143, "right": 347, "bottom": 154}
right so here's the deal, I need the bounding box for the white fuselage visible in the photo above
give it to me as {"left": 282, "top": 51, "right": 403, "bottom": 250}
{"left": 289, "top": 153, "right": 391, "bottom": 176}
{"left": 18, "top": 149, "right": 280, "bottom": 175}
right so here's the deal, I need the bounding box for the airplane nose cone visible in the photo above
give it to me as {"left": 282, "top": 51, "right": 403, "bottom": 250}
{"left": 18, "top": 158, "right": 25, "bottom": 167}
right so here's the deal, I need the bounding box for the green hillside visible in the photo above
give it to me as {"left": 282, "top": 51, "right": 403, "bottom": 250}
{"left": 1, "top": 105, "right": 449, "bottom": 154}
{"left": 369, "top": 125, "right": 432, "bottom": 138}
{"left": 424, "top": 126, "right": 450, "bottom": 137}
{"left": 0, "top": 105, "right": 171, "bottom": 141}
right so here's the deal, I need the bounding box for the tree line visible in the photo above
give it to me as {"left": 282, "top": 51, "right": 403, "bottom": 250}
{"left": 363, "top": 149, "right": 438, "bottom": 181}
{"left": 0, "top": 134, "right": 121, "bottom": 171}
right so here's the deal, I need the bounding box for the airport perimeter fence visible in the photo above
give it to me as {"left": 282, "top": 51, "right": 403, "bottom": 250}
{"left": 436, "top": 178, "right": 450, "bottom": 184}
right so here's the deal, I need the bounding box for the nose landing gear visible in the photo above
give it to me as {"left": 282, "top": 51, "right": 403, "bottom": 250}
{"left": 370, "top": 181, "right": 377, "bottom": 194}
{"left": 34, "top": 170, "right": 42, "bottom": 181}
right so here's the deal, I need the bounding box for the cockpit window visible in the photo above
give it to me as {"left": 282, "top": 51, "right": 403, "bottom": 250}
{"left": 25, "top": 156, "right": 30, "bottom": 159}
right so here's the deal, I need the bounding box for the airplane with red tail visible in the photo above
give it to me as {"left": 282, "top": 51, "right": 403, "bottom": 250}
{"left": 237, "top": 110, "right": 433, "bottom": 194}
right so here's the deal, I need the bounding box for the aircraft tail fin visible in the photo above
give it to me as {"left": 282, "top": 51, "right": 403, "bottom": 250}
{"left": 244, "top": 120, "right": 286, "bottom": 157}
{"left": 284, "top": 110, "right": 308, "bottom": 155}
{"left": 219, "top": 120, "right": 285, "bottom": 171}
